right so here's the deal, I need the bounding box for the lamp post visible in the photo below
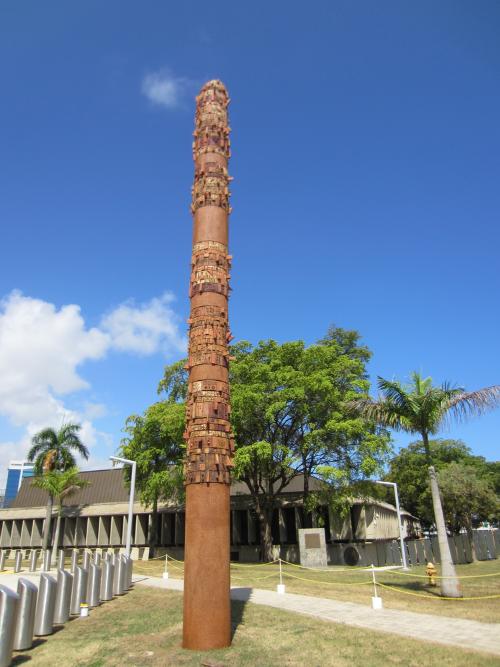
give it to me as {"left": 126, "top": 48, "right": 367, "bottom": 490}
{"left": 375, "top": 480, "right": 409, "bottom": 569}
{"left": 110, "top": 456, "right": 136, "bottom": 557}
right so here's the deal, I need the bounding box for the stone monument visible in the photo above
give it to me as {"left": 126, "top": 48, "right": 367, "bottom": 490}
{"left": 182, "top": 80, "right": 234, "bottom": 650}
{"left": 298, "top": 528, "right": 328, "bottom": 568}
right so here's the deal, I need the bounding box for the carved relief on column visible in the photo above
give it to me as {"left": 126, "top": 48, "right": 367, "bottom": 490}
{"left": 185, "top": 80, "right": 234, "bottom": 486}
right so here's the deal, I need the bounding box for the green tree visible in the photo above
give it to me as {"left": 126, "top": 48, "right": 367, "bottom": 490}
{"left": 352, "top": 372, "right": 500, "bottom": 597}
{"left": 438, "top": 462, "right": 499, "bottom": 561}
{"left": 31, "top": 467, "right": 89, "bottom": 566}
{"left": 27, "top": 423, "right": 89, "bottom": 550}
{"left": 386, "top": 439, "right": 477, "bottom": 526}
{"left": 230, "top": 337, "right": 389, "bottom": 560}
{"left": 121, "top": 401, "right": 185, "bottom": 552}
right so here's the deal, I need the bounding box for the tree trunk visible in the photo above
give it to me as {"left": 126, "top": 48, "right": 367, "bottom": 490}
{"left": 42, "top": 494, "right": 54, "bottom": 551}
{"left": 466, "top": 524, "right": 478, "bottom": 563}
{"left": 149, "top": 496, "right": 159, "bottom": 556}
{"left": 428, "top": 465, "right": 462, "bottom": 598}
{"left": 258, "top": 508, "right": 273, "bottom": 562}
{"left": 302, "top": 458, "right": 312, "bottom": 528}
{"left": 53, "top": 511, "right": 62, "bottom": 554}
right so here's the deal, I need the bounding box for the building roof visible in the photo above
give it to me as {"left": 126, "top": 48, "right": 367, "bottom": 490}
{"left": 10, "top": 468, "right": 325, "bottom": 510}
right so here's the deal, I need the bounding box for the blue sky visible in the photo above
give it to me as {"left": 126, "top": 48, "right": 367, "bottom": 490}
{"left": 0, "top": 0, "right": 499, "bottom": 479}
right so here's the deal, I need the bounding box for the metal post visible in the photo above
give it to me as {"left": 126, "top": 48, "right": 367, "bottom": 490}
{"left": 127, "top": 556, "right": 133, "bottom": 589}
{"left": 14, "top": 550, "right": 22, "bottom": 573}
{"left": 0, "top": 585, "right": 19, "bottom": 667}
{"left": 13, "top": 578, "right": 38, "bottom": 650}
{"left": 71, "top": 548, "right": 79, "bottom": 574}
{"left": 70, "top": 566, "right": 88, "bottom": 616}
{"left": 101, "top": 560, "right": 114, "bottom": 601}
{"left": 34, "top": 573, "right": 57, "bottom": 636}
{"left": 94, "top": 551, "right": 101, "bottom": 567}
{"left": 54, "top": 569, "right": 73, "bottom": 624}
{"left": 113, "top": 557, "right": 124, "bottom": 596}
{"left": 29, "top": 549, "right": 39, "bottom": 572}
{"left": 82, "top": 550, "right": 91, "bottom": 571}
{"left": 57, "top": 549, "right": 65, "bottom": 570}
{"left": 375, "top": 480, "right": 408, "bottom": 570}
{"left": 0, "top": 551, "right": 6, "bottom": 572}
{"left": 110, "top": 456, "right": 136, "bottom": 558}
{"left": 87, "top": 563, "right": 101, "bottom": 608}
{"left": 42, "top": 549, "right": 52, "bottom": 572}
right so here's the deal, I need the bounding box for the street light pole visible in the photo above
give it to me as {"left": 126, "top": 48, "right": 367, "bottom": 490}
{"left": 110, "top": 456, "right": 136, "bottom": 558}
{"left": 375, "top": 480, "right": 409, "bottom": 570}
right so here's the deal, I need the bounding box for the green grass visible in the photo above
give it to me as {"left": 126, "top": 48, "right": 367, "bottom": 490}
{"left": 131, "top": 556, "right": 500, "bottom": 623}
{"left": 12, "top": 586, "right": 500, "bottom": 666}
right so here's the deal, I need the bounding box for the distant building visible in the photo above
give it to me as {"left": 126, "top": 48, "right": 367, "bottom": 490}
{"left": 2, "top": 461, "right": 34, "bottom": 508}
{"left": 0, "top": 468, "right": 420, "bottom": 564}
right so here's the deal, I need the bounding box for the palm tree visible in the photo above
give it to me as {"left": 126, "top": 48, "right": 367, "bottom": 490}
{"left": 31, "top": 468, "right": 89, "bottom": 565}
{"left": 352, "top": 372, "right": 500, "bottom": 598}
{"left": 27, "top": 423, "right": 90, "bottom": 550}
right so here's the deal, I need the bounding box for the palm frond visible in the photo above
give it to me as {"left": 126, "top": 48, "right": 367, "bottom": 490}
{"left": 446, "top": 385, "right": 500, "bottom": 422}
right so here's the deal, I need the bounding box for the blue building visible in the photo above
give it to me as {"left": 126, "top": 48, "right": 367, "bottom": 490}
{"left": 3, "top": 462, "right": 34, "bottom": 508}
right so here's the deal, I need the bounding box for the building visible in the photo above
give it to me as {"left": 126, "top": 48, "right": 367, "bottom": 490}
{"left": 1, "top": 461, "right": 35, "bottom": 508}
{"left": 0, "top": 468, "right": 420, "bottom": 564}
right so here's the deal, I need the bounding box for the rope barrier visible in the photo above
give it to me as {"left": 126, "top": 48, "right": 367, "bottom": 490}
{"left": 388, "top": 569, "right": 500, "bottom": 580}
{"left": 377, "top": 581, "right": 500, "bottom": 601}
{"left": 283, "top": 571, "right": 372, "bottom": 587}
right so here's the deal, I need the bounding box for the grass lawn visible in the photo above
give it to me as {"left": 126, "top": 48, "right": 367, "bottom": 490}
{"left": 12, "top": 586, "right": 500, "bottom": 667}
{"left": 131, "top": 557, "right": 500, "bottom": 623}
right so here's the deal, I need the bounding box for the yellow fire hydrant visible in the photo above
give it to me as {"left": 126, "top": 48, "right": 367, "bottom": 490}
{"left": 426, "top": 562, "right": 437, "bottom": 586}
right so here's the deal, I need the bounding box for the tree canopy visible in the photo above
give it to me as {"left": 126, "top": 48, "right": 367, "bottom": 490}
{"left": 27, "top": 423, "right": 89, "bottom": 474}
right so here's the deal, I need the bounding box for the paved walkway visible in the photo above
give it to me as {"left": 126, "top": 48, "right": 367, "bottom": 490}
{"left": 135, "top": 575, "right": 500, "bottom": 657}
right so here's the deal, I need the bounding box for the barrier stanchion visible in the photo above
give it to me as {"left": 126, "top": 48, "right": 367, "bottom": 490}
{"left": 82, "top": 550, "right": 90, "bottom": 571}
{"left": 14, "top": 550, "right": 22, "bottom": 573}
{"left": 71, "top": 549, "right": 79, "bottom": 574}
{"left": 34, "top": 573, "right": 57, "bottom": 636}
{"left": 119, "top": 556, "right": 127, "bottom": 594}
{"left": 87, "top": 563, "right": 101, "bottom": 607}
{"left": 371, "top": 564, "right": 383, "bottom": 609}
{"left": 13, "top": 578, "right": 38, "bottom": 650}
{"left": 0, "top": 551, "right": 6, "bottom": 572}
{"left": 70, "top": 566, "right": 88, "bottom": 616}
{"left": 163, "top": 554, "right": 169, "bottom": 579}
{"left": 54, "top": 569, "right": 73, "bottom": 624}
{"left": 0, "top": 585, "right": 19, "bottom": 667}
{"left": 94, "top": 551, "right": 101, "bottom": 567}
{"left": 125, "top": 556, "right": 133, "bottom": 589}
{"left": 101, "top": 560, "right": 114, "bottom": 601}
{"left": 113, "top": 557, "right": 124, "bottom": 596}
{"left": 42, "top": 549, "right": 52, "bottom": 572}
{"left": 29, "top": 549, "right": 39, "bottom": 572}
{"left": 57, "top": 549, "right": 65, "bottom": 570}
{"left": 277, "top": 558, "right": 285, "bottom": 594}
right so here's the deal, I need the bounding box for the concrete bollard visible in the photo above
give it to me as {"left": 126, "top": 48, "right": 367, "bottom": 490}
{"left": 0, "top": 585, "right": 20, "bottom": 667}
{"left": 125, "top": 556, "right": 133, "bottom": 590}
{"left": 29, "top": 549, "right": 39, "bottom": 572}
{"left": 42, "top": 549, "right": 52, "bottom": 571}
{"left": 101, "top": 560, "right": 114, "bottom": 601}
{"left": 57, "top": 549, "right": 65, "bottom": 570}
{"left": 0, "top": 551, "right": 6, "bottom": 572}
{"left": 87, "top": 563, "right": 101, "bottom": 608}
{"left": 54, "top": 569, "right": 73, "bottom": 624}
{"left": 70, "top": 566, "right": 88, "bottom": 616}
{"left": 113, "top": 557, "right": 124, "bottom": 596}
{"left": 14, "top": 550, "right": 22, "bottom": 573}
{"left": 94, "top": 551, "right": 101, "bottom": 567}
{"left": 13, "top": 578, "right": 38, "bottom": 651}
{"left": 82, "top": 550, "right": 91, "bottom": 571}
{"left": 34, "top": 573, "right": 57, "bottom": 636}
{"left": 71, "top": 549, "right": 79, "bottom": 574}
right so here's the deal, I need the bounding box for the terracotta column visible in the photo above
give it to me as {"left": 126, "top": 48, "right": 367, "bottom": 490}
{"left": 182, "top": 80, "right": 234, "bottom": 650}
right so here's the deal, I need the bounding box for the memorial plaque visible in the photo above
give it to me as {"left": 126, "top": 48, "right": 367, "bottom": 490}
{"left": 305, "top": 533, "right": 321, "bottom": 549}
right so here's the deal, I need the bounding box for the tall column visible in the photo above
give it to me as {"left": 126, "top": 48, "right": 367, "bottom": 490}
{"left": 183, "top": 79, "right": 234, "bottom": 650}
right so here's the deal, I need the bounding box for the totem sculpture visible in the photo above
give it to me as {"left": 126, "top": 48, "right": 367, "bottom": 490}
{"left": 182, "top": 80, "right": 234, "bottom": 650}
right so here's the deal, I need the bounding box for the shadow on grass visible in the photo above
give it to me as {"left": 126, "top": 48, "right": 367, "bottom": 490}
{"left": 230, "top": 587, "right": 251, "bottom": 640}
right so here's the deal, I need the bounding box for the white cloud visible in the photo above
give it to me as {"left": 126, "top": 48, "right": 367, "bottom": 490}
{"left": 102, "top": 292, "right": 187, "bottom": 356}
{"left": 141, "top": 69, "right": 193, "bottom": 109}
{"left": 0, "top": 290, "right": 186, "bottom": 475}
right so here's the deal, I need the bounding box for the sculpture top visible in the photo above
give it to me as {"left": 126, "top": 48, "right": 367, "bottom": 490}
{"left": 199, "top": 79, "right": 229, "bottom": 95}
